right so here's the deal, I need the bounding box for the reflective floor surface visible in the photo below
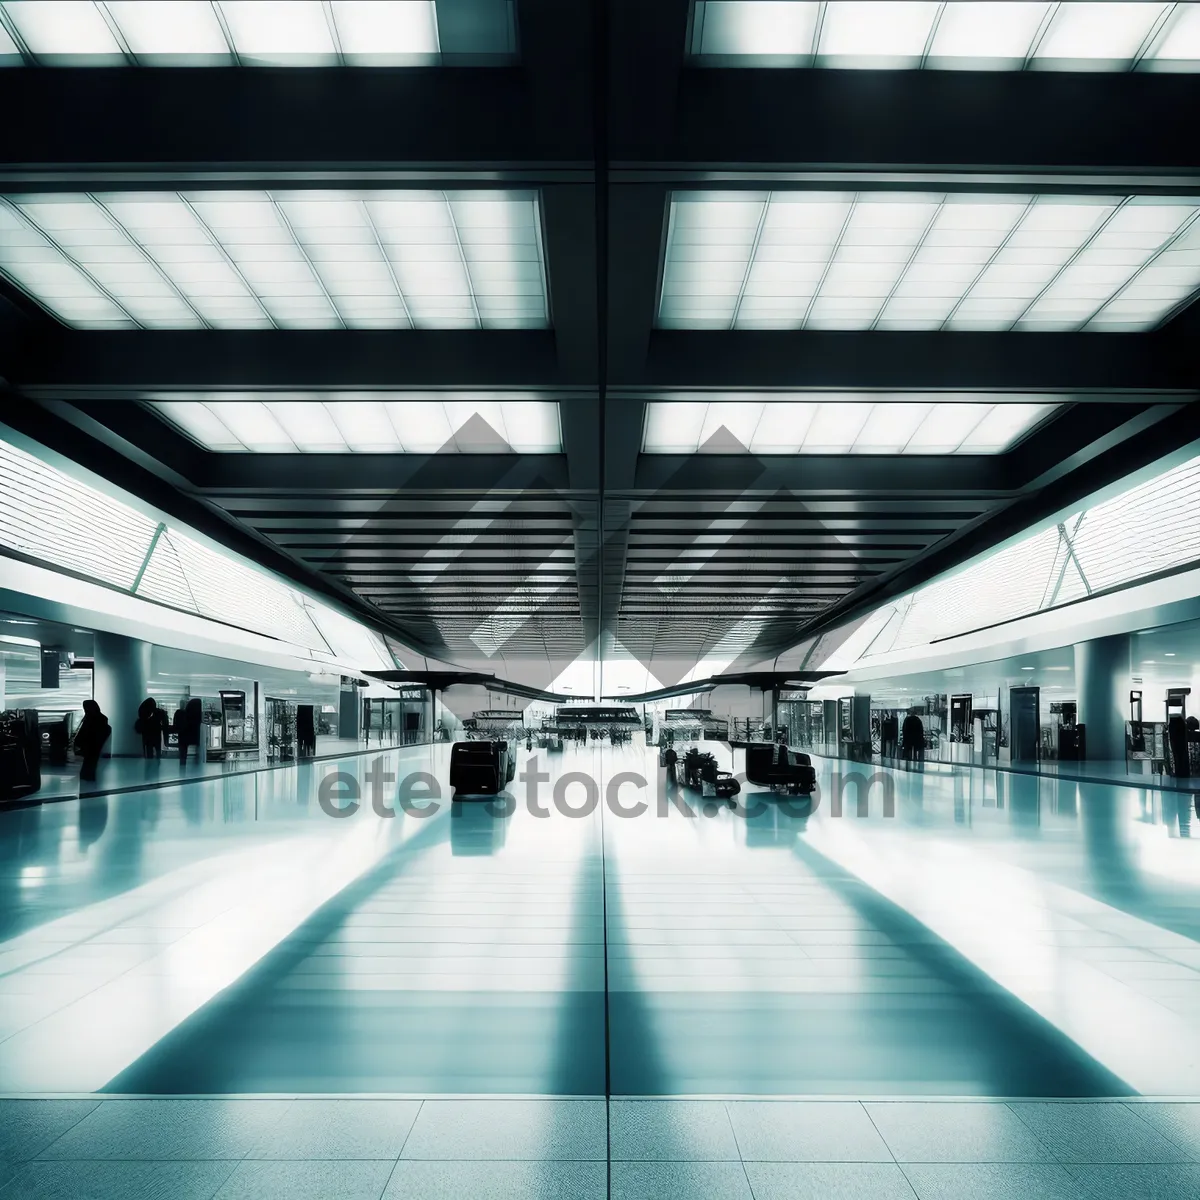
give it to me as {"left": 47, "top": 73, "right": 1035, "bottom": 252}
{"left": 31, "top": 736, "right": 395, "bottom": 804}
{"left": 3, "top": 739, "right": 1200, "bottom": 1195}
{"left": 3, "top": 1096, "right": 1200, "bottom": 1199}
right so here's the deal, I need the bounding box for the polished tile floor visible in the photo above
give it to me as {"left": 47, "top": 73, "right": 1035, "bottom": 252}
{"left": 3, "top": 740, "right": 1200, "bottom": 1195}
{"left": 2, "top": 1097, "right": 1200, "bottom": 1198}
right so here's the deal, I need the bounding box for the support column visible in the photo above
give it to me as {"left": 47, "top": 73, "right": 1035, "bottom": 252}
{"left": 92, "top": 632, "right": 152, "bottom": 756}
{"left": 1074, "top": 633, "right": 1131, "bottom": 762}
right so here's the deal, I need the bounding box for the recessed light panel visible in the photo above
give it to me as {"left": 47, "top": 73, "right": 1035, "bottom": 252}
{"left": 150, "top": 397, "right": 563, "bottom": 453}
{"left": 0, "top": 1, "right": 514, "bottom": 65}
{"left": 0, "top": 190, "right": 549, "bottom": 331}
{"left": 689, "top": 1, "right": 1198, "bottom": 70}
{"left": 641, "top": 398, "right": 1057, "bottom": 454}
{"left": 659, "top": 191, "right": 1200, "bottom": 331}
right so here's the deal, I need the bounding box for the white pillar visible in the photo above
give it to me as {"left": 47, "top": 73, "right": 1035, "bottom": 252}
{"left": 92, "top": 632, "right": 152, "bottom": 756}
{"left": 1074, "top": 634, "right": 1130, "bottom": 762}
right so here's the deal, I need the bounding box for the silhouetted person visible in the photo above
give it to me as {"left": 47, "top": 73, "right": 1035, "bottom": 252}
{"left": 663, "top": 744, "right": 678, "bottom": 785}
{"left": 1167, "top": 714, "right": 1190, "bottom": 777}
{"left": 901, "top": 712, "right": 925, "bottom": 765}
{"left": 135, "top": 697, "right": 162, "bottom": 758}
{"left": 177, "top": 698, "right": 203, "bottom": 765}
{"left": 296, "top": 705, "right": 316, "bottom": 758}
{"left": 74, "top": 700, "right": 111, "bottom": 783}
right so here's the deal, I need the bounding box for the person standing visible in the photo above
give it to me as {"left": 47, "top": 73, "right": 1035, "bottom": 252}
{"left": 178, "top": 698, "right": 204, "bottom": 765}
{"left": 664, "top": 744, "right": 678, "bottom": 785}
{"left": 74, "top": 700, "right": 111, "bottom": 783}
{"left": 135, "top": 698, "right": 162, "bottom": 758}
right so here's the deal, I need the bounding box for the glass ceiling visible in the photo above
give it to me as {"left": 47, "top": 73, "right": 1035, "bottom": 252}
{"left": 660, "top": 191, "right": 1200, "bottom": 331}
{"left": 0, "top": 434, "right": 394, "bottom": 667}
{"left": 842, "top": 450, "right": 1200, "bottom": 662}
{"left": 152, "top": 397, "right": 563, "bottom": 453}
{"left": 0, "top": 1, "right": 516, "bottom": 65}
{"left": 642, "top": 397, "right": 1057, "bottom": 454}
{"left": 0, "top": 190, "right": 548, "bottom": 330}
{"left": 690, "top": 1, "right": 1200, "bottom": 70}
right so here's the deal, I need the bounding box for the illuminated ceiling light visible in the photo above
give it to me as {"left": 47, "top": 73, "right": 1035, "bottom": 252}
{"left": 1031, "top": 2, "right": 1166, "bottom": 70}
{"left": 659, "top": 191, "right": 1200, "bottom": 332}
{"left": 104, "top": 1, "right": 231, "bottom": 63}
{"left": 641, "top": 398, "right": 1055, "bottom": 455}
{"left": 688, "top": 1, "right": 1200, "bottom": 72}
{"left": 1147, "top": 4, "right": 1200, "bottom": 70}
{"left": 2, "top": 1, "right": 125, "bottom": 63}
{"left": 691, "top": 1, "right": 821, "bottom": 57}
{"left": 149, "top": 398, "right": 563, "bottom": 454}
{"left": 331, "top": 0, "right": 440, "bottom": 65}
{"left": 927, "top": 2, "right": 1053, "bottom": 69}
{"left": 0, "top": 190, "right": 548, "bottom": 331}
{"left": 217, "top": 0, "right": 338, "bottom": 65}
{"left": 817, "top": 1, "right": 941, "bottom": 67}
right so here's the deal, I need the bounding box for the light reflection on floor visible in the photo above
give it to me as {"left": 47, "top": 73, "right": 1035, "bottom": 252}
{"left": 1, "top": 739, "right": 1198, "bottom": 1096}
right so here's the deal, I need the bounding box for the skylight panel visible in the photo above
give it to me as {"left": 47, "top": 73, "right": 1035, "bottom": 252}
{"left": 325, "top": 402, "right": 401, "bottom": 452}
{"left": 0, "top": 18, "right": 20, "bottom": 61}
{"left": 13, "top": 196, "right": 206, "bottom": 329}
{"left": 957, "top": 403, "right": 1053, "bottom": 451}
{"left": 1146, "top": 3, "right": 1200, "bottom": 69}
{"left": 0, "top": 201, "right": 135, "bottom": 328}
{"left": 104, "top": 1, "right": 231, "bottom": 64}
{"left": 804, "top": 403, "right": 871, "bottom": 452}
{"left": 852, "top": 403, "right": 935, "bottom": 452}
{"left": 1, "top": 189, "right": 549, "bottom": 329}
{"left": 688, "top": 1, "right": 1200, "bottom": 71}
{"left": 209, "top": 402, "right": 297, "bottom": 452}
{"left": 1017, "top": 200, "right": 1193, "bottom": 329}
{"left": 1031, "top": 1, "right": 1168, "bottom": 69}
{"left": 0, "top": 1, "right": 516, "bottom": 66}
{"left": 217, "top": 0, "right": 338, "bottom": 65}
{"left": 926, "top": 2, "right": 1052, "bottom": 69}
{"left": 263, "top": 401, "right": 349, "bottom": 452}
{"left": 692, "top": 1, "right": 820, "bottom": 58}
{"left": 0, "top": 437, "right": 159, "bottom": 589}
{"left": 816, "top": 1, "right": 942, "bottom": 68}
{"left": 331, "top": 0, "right": 440, "bottom": 65}
{"left": 1088, "top": 215, "right": 1200, "bottom": 328}
{"left": 643, "top": 402, "right": 706, "bottom": 453}
{"left": 698, "top": 401, "right": 765, "bottom": 447}
{"left": 641, "top": 398, "right": 1056, "bottom": 454}
{"left": 3, "top": 1, "right": 125, "bottom": 63}
{"left": 153, "top": 400, "right": 244, "bottom": 451}
{"left": 662, "top": 191, "right": 1200, "bottom": 332}
{"left": 387, "top": 401, "right": 455, "bottom": 451}
{"left": 905, "top": 403, "right": 988, "bottom": 452}
{"left": 149, "top": 397, "right": 562, "bottom": 453}
{"left": 750, "top": 401, "right": 817, "bottom": 452}
{"left": 494, "top": 401, "right": 562, "bottom": 453}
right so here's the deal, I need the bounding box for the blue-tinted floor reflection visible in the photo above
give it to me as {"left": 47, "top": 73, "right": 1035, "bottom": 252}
{"left": 3, "top": 740, "right": 1200, "bottom": 1095}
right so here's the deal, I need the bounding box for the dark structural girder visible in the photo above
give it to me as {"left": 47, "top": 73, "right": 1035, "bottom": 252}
{"left": 9, "top": 329, "right": 1197, "bottom": 395}
{"left": 3, "top": 65, "right": 1199, "bottom": 181}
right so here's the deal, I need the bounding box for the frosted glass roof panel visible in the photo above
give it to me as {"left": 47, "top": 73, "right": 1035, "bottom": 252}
{"left": 659, "top": 191, "right": 1200, "bottom": 331}
{"left": 1, "top": 190, "right": 548, "bottom": 331}
{"left": 843, "top": 452, "right": 1200, "bottom": 661}
{"left": 0, "top": 1, "right": 513, "bottom": 65}
{"left": 0, "top": 438, "right": 159, "bottom": 588}
{"left": 689, "top": 1, "right": 1200, "bottom": 70}
{"left": 641, "top": 398, "right": 1057, "bottom": 454}
{"left": 150, "top": 397, "right": 563, "bottom": 453}
{"left": 0, "top": 432, "right": 402, "bottom": 663}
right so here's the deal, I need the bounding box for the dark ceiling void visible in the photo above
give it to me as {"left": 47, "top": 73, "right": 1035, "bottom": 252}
{"left": 1, "top": 0, "right": 1198, "bottom": 681}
